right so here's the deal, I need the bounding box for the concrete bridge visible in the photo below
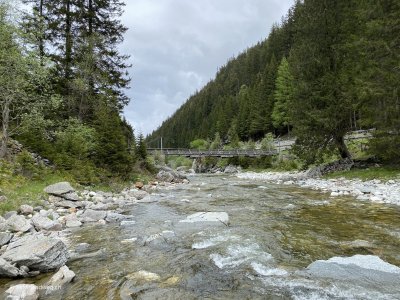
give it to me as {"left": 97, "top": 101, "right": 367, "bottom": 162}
{"left": 147, "top": 148, "right": 278, "bottom": 158}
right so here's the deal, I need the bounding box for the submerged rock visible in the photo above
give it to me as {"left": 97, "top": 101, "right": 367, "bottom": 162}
{"left": 179, "top": 212, "right": 229, "bottom": 224}
{"left": 304, "top": 254, "right": 400, "bottom": 291}
{"left": 5, "top": 284, "right": 39, "bottom": 300}
{"left": 2, "top": 234, "right": 69, "bottom": 273}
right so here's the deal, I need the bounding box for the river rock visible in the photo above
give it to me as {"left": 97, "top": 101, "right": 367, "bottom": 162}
{"left": 156, "top": 170, "right": 175, "bottom": 182}
{"left": 129, "top": 189, "right": 148, "bottom": 200}
{"left": 45, "top": 266, "right": 75, "bottom": 294}
{"left": 31, "top": 215, "right": 62, "bottom": 231}
{"left": 224, "top": 165, "right": 239, "bottom": 174}
{"left": 6, "top": 215, "right": 32, "bottom": 233}
{"left": 4, "top": 211, "right": 17, "bottom": 219}
{"left": 19, "top": 205, "right": 34, "bottom": 215}
{"left": 55, "top": 200, "right": 83, "bottom": 209}
{"left": 0, "top": 257, "right": 21, "bottom": 277}
{"left": 62, "top": 192, "right": 80, "bottom": 201}
{"left": 179, "top": 212, "right": 229, "bottom": 224}
{"left": 156, "top": 166, "right": 187, "bottom": 183}
{"left": 0, "top": 216, "right": 8, "bottom": 231}
{"left": 78, "top": 209, "right": 107, "bottom": 223}
{"left": 126, "top": 270, "right": 160, "bottom": 282}
{"left": 105, "top": 212, "right": 128, "bottom": 223}
{"left": 5, "top": 284, "right": 39, "bottom": 300}
{"left": 2, "top": 233, "right": 69, "bottom": 272}
{"left": 304, "top": 255, "right": 400, "bottom": 290}
{"left": 65, "top": 214, "right": 82, "bottom": 228}
{"left": 44, "top": 182, "right": 74, "bottom": 196}
{"left": 0, "top": 232, "right": 13, "bottom": 247}
{"left": 120, "top": 220, "right": 136, "bottom": 226}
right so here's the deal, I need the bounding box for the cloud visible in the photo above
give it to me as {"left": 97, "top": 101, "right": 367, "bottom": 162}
{"left": 121, "top": 0, "right": 294, "bottom": 135}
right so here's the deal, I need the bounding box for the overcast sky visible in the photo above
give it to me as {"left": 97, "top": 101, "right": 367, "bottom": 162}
{"left": 120, "top": 0, "right": 294, "bottom": 136}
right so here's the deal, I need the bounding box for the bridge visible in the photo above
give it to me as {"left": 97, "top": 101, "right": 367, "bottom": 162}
{"left": 147, "top": 148, "right": 278, "bottom": 158}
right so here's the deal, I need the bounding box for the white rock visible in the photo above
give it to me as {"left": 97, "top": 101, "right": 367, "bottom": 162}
{"left": 46, "top": 266, "right": 75, "bottom": 294}
{"left": 179, "top": 212, "right": 229, "bottom": 224}
{"left": 5, "top": 284, "right": 39, "bottom": 300}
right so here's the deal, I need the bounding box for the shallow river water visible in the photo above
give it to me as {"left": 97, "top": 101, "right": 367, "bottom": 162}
{"left": 5, "top": 174, "right": 400, "bottom": 299}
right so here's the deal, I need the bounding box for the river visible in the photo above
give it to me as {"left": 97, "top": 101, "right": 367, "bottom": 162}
{"left": 7, "top": 174, "right": 400, "bottom": 299}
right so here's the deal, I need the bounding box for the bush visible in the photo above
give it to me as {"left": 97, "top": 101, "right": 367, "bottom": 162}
{"left": 167, "top": 156, "right": 192, "bottom": 169}
{"left": 15, "top": 150, "right": 43, "bottom": 179}
{"left": 190, "top": 139, "right": 209, "bottom": 150}
{"left": 368, "top": 134, "right": 400, "bottom": 163}
{"left": 272, "top": 155, "right": 302, "bottom": 171}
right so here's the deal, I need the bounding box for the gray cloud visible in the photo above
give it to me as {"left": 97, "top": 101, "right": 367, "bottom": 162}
{"left": 121, "top": 0, "right": 294, "bottom": 135}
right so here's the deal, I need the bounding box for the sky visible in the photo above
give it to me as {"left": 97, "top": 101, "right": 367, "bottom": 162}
{"left": 120, "top": 0, "right": 294, "bottom": 136}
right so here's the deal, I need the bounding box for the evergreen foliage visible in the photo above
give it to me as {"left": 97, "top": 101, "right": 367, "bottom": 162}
{"left": 0, "top": 1, "right": 135, "bottom": 182}
{"left": 148, "top": 0, "right": 399, "bottom": 164}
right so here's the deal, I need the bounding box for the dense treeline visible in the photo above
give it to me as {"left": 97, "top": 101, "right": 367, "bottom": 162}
{"left": 148, "top": 0, "right": 400, "bottom": 164}
{"left": 0, "top": 1, "right": 140, "bottom": 183}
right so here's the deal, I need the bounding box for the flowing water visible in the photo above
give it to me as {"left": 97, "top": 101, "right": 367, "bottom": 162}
{"left": 3, "top": 175, "right": 400, "bottom": 299}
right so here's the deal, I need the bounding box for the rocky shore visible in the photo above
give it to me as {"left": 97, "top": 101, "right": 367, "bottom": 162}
{"left": 237, "top": 171, "right": 400, "bottom": 206}
{"left": 0, "top": 167, "right": 188, "bottom": 299}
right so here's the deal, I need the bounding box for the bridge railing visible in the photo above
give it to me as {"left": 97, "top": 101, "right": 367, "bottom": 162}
{"left": 147, "top": 148, "right": 278, "bottom": 157}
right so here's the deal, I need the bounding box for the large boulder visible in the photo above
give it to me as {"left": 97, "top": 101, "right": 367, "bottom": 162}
{"left": 156, "top": 166, "right": 187, "bottom": 183}
{"left": 5, "top": 284, "right": 39, "bottom": 300}
{"left": 44, "top": 182, "right": 74, "bottom": 196}
{"left": 6, "top": 215, "right": 32, "bottom": 233}
{"left": 2, "top": 234, "right": 69, "bottom": 272}
{"left": 31, "top": 215, "right": 62, "bottom": 231}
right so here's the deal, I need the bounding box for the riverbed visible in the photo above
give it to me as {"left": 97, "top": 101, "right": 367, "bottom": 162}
{"left": 3, "top": 174, "right": 400, "bottom": 299}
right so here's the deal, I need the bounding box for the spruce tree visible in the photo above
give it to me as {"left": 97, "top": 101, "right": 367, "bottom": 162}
{"left": 272, "top": 57, "right": 293, "bottom": 134}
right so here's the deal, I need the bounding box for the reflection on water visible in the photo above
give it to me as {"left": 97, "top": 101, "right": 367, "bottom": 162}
{"left": 1, "top": 175, "right": 400, "bottom": 299}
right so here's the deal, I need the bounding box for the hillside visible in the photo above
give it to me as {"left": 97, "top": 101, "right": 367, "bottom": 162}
{"left": 147, "top": 0, "right": 400, "bottom": 165}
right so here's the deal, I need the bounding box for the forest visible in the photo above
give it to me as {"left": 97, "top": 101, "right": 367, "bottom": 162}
{"left": 0, "top": 0, "right": 143, "bottom": 183}
{"left": 147, "top": 0, "right": 400, "bottom": 165}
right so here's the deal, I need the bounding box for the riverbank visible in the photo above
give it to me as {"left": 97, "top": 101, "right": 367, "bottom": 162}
{"left": 1, "top": 172, "right": 400, "bottom": 299}
{"left": 237, "top": 168, "right": 400, "bottom": 206}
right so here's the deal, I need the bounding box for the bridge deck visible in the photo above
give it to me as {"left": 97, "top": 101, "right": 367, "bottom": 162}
{"left": 147, "top": 148, "right": 278, "bottom": 157}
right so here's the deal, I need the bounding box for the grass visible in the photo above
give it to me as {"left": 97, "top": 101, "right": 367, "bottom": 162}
{"left": 324, "top": 166, "right": 400, "bottom": 181}
{"left": 0, "top": 171, "right": 76, "bottom": 215}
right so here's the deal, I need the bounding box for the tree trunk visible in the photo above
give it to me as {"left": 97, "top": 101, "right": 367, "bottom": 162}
{"left": 0, "top": 99, "right": 10, "bottom": 159}
{"left": 39, "top": 0, "right": 44, "bottom": 63}
{"left": 65, "top": 0, "right": 72, "bottom": 81}
{"left": 335, "top": 135, "right": 351, "bottom": 159}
